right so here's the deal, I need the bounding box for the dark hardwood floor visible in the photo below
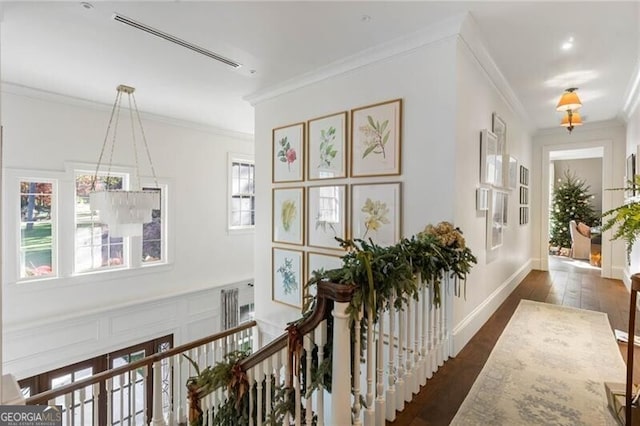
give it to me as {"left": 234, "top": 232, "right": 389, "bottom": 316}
{"left": 391, "top": 256, "right": 637, "bottom": 425}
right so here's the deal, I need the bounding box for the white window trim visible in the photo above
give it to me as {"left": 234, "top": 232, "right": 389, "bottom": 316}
{"left": 227, "top": 152, "right": 255, "bottom": 234}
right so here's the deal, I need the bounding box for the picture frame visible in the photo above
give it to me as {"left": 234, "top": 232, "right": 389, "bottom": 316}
{"left": 507, "top": 156, "right": 518, "bottom": 189}
{"left": 502, "top": 193, "right": 509, "bottom": 227}
{"left": 476, "top": 187, "right": 490, "bottom": 211}
{"left": 519, "top": 186, "right": 529, "bottom": 205}
{"left": 487, "top": 189, "right": 505, "bottom": 251}
{"left": 305, "top": 251, "right": 344, "bottom": 298}
{"left": 350, "top": 99, "right": 402, "bottom": 177}
{"left": 273, "top": 122, "right": 305, "bottom": 183}
{"left": 272, "top": 187, "right": 304, "bottom": 245}
{"left": 307, "top": 112, "right": 348, "bottom": 180}
{"left": 480, "top": 129, "right": 499, "bottom": 186}
{"left": 272, "top": 247, "right": 304, "bottom": 309}
{"left": 351, "top": 182, "right": 402, "bottom": 247}
{"left": 519, "top": 165, "right": 529, "bottom": 186}
{"left": 307, "top": 185, "right": 347, "bottom": 250}
{"left": 627, "top": 153, "right": 636, "bottom": 197}
{"left": 492, "top": 112, "right": 507, "bottom": 155}
{"left": 519, "top": 206, "right": 529, "bottom": 225}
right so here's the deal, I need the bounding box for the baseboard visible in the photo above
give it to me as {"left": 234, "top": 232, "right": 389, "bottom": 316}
{"left": 451, "top": 259, "right": 532, "bottom": 356}
{"left": 530, "top": 258, "right": 543, "bottom": 270}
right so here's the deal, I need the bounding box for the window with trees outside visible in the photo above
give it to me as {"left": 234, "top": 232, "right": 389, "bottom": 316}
{"left": 229, "top": 158, "right": 255, "bottom": 230}
{"left": 142, "top": 187, "right": 162, "bottom": 263}
{"left": 20, "top": 180, "right": 55, "bottom": 279}
{"left": 75, "top": 173, "right": 126, "bottom": 272}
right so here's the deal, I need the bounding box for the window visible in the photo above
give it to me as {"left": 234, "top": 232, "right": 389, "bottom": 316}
{"left": 142, "top": 187, "right": 162, "bottom": 264}
{"left": 75, "top": 173, "right": 126, "bottom": 272}
{"left": 19, "top": 180, "right": 55, "bottom": 279}
{"left": 229, "top": 156, "right": 255, "bottom": 230}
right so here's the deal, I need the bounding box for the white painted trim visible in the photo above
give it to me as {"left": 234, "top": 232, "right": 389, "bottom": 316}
{"left": 622, "top": 58, "right": 640, "bottom": 120}
{"left": 1, "top": 82, "right": 254, "bottom": 141}
{"left": 451, "top": 259, "right": 532, "bottom": 355}
{"left": 531, "top": 258, "right": 543, "bottom": 270}
{"left": 244, "top": 14, "right": 466, "bottom": 105}
{"left": 540, "top": 139, "right": 616, "bottom": 278}
{"left": 613, "top": 266, "right": 626, "bottom": 282}
{"left": 457, "top": 15, "right": 535, "bottom": 133}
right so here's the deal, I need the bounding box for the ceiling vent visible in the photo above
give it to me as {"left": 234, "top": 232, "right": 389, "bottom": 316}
{"left": 112, "top": 13, "right": 242, "bottom": 69}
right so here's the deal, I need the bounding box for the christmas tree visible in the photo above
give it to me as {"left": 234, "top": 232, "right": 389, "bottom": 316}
{"left": 549, "top": 170, "right": 598, "bottom": 249}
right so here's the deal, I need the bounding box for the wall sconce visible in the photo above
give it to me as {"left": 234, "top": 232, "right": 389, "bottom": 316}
{"left": 561, "top": 110, "right": 583, "bottom": 134}
{"left": 557, "top": 87, "right": 583, "bottom": 133}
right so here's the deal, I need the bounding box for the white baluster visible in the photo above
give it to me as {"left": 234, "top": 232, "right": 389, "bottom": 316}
{"left": 282, "top": 346, "right": 291, "bottom": 426}
{"left": 248, "top": 369, "right": 254, "bottom": 426}
{"left": 420, "top": 282, "right": 429, "bottom": 385}
{"left": 413, "top": 293, "right": 421, "bottom": 396}
{"left": 304, "top": 335, "right": 313, "bottom": 426}
{"left": 130, "top": 369, "right": 136, "bottom": 424}
{"left": 79, "top": 387, "right": 86, "bottom": 426}
{"left": 92, "top": 383, "right": 100, "bottom": 426}
{"left": 365, "top": 307, "right": 375, "bottom": 426}
{"left": 353, "top": 307, "right": 362, "bottom": 426}
{"left": 256, "top": 362, "right": 264, "bottom": 426}
{"left": 446, "top": 277, "right": 455, "bottom": 358}
{"left": 119, "top": 373, "right": 125, "bottom": 425}
{"left": 167, "top": 356, "right": 176, "bottom": 426}
{"left": 430, "top": 285, "right": 437, "bottom": 375}
{"left": 437, "top": 284, "right": 445, "bottom": 367}
{"left": 314, "top": 320, "right": 327, "bottom": 426}
{"left": 375, "top": 308, "right": 386, "bottom": 426}
{"left": 106, "top": 378, "right": 113, "bottom": 426}
{"left": 404, "top": 298, "right": 413, "bottom": 403}
{"left": 64, "top": 393, "right": 72, "bottom": 425}
{"left": 207, "top": 392, "right": 214, "bottom": 426}
{"left": 176, "top": 354, "right": 186, "bottom": 425}
{"left": 332, "top": 300, "right": 353, "bottom": 426}
{"left": 151, "top": 360, "right": 167, "bottom": 425}
{"left": 386, "top": 298, "right": 396, "bottom": 421}
{"left": 294, "top": 361, "right": 302, "bottom": 426}
{"left": 396, "top": 298, "right": 405, "bottom": 412}
{"left": 265, "top": 356, "right": 272, "bottom": 421}
{"left": 143, "top": 365, "right": 149, "bottom": 425}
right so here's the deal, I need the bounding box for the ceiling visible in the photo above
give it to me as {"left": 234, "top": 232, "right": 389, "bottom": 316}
{"left": 1, "top": 1, "right": 638, "bottom": 135}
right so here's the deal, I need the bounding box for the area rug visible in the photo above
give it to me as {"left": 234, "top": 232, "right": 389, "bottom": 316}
{"left": 451, "top": 300, "right": 626, "bottom": 425}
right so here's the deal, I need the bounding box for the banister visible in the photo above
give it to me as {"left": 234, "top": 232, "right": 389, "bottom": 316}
{"left": 26, "top": 320, "right": 257, "bottom": 405}
{"left": 239, "top": 281, "right": 355, "bottom": 371}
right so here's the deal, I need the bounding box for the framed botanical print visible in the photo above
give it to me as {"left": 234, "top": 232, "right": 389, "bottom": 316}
{"left": 351, "top": 99, "right": 402, "bottom": 177}
{"left": 272, "top": 187, "right": 304, "bottom": 245}
{"left": 307, "top": 112, "right": 347, "bottom": 180}
{"left": 351, "top": 182, "right": 402, "bottom": 247}
{"left": 305, "top": 251, "right": 343, "bottom": 298}
{"left": 307, "top": 185, "right": 347, "bottom": 250}
{"left": 273, "top": 122, "right": 304, "bottom": 183}
{"left": 487, "top": 189, "right": 506, "bottom": 251}
{"left": 477, "top": 187, "right": 490, "bottom": 211}
{"left": 480, "top": 129, "right": 499, "bottom": 186}
{"left": 272, "top": 247, "right": 303, "bottom": 309}
{"left": 492, "top": 112, "right": 507, "bottom": 155}
{"left": 506, "top": 156, "right": 518, "bottom": 189}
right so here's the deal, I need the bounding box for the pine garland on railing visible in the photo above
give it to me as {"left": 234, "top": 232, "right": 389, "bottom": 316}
{"left": 186, "top": 221, "right": 477, "bottom": 425}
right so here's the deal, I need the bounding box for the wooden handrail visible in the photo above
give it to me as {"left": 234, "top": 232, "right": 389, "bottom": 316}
{"left": 26, "top": 320, "right": 257, "bottom": 405}
{"left": 240, "top": 281, "right": 355, "bottom": 371}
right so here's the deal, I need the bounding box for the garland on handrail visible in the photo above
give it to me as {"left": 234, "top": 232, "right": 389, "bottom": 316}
{"left": 185, "top": 221, "right": 476, "bottom": 425}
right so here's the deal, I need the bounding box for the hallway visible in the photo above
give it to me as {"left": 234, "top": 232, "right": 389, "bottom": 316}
{"left": 391, "top": 257, "right": 634, "bottom": 425}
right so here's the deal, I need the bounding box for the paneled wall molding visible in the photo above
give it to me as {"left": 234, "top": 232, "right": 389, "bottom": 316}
{"left": 0, "top": 82, "right": 254, "bottom": 141}
{"left": 3, "top": 279, "right": 253, "bottom": 380}
{"left": 244, "top": 13, "right": 466, "bottom": 106}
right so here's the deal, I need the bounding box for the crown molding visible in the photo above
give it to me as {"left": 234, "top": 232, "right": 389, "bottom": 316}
{"left": 534, "top": 118, "right": 625, "bottom": 138}
{"left": 1, "top": 82, "right": 254, "bottom": 141}
{"left": 457, "top": 14, "right": 535, "bottom": 134}
{"left": 621, "top": 58, "right": 640, "bottom": 121}
{"left": 244, "top": 13, "right": 467, "bottom": 106}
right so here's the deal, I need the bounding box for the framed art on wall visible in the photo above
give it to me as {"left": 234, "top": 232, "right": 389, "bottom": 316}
{"left": 307, "top": 112, "right": 348, "bottom": 180}
{"left": 273, "top": 187, "right": 304, "bottom": 245}
{"left": 492, "top": 112, "right": 507, "bottom": 155}
{"left": 351, "top": 99, "right": 402, "bottom": 177}
{"left": 487, "top": 189, "right": 505, "bottom": 251}
{"left": 351, "top": 182, "right": 402, "bottom": 247}
{"left": 476, "top": 187, "right": 490, "bottom": 211}
{"left": 305, "top": 251, "right": 343, "bottom": 298}
{"left": 272, "top": 247, "right": 303, "bottom": 309}
{"left": 307, "top": 185, "right": 347, "bottom": 250}
{"left": 273, "top": 122, "right": 305, "bottom": 183}
{"left": 480, "top": 129, "right": 499, "bottom": 186}
{"left": 519, "top": 165, "right": 529, "bottom": 186}
{"left": 627, "top": 153, "right": 636, "bottom": 197}
{"left": 507, "top": 156, "right": 518, "bottom": 189}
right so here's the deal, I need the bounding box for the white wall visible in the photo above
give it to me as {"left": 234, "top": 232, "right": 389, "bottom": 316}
{"left": 450, "top": 37, "right": 533, "bottom": 352}
{"left": 253, "top": 37, "right": 458, "bottom": 333}
{"left": 553, "top": 158, "right": 602, "bottom": 215}
{"left": 1, "top": 87, "right": 255, "bottom": 377}
{"left": 532, "top": 121, "right": 627, "bottom": 278}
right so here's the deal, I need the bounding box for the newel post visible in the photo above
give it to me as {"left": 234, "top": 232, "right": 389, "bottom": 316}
{"left": 317, "top": 282, "right": 355, "bottom": 426}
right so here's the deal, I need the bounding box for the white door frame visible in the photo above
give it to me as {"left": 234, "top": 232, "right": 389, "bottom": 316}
{"left": 540, "top": 139, "right": 614, "bottom": 278}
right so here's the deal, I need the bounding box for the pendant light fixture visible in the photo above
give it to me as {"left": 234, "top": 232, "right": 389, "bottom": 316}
{"left": 556, "top": 87, "right": 583, "bottom": 133}
{"left": 89, "top": 84, "right": 160, "bottom": 237}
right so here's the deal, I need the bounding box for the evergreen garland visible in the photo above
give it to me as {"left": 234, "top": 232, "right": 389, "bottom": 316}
{"left": 549, "top": 170, "right": 598, "bottom": 248}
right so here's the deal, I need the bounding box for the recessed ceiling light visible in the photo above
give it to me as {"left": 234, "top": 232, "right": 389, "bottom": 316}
{"left": 361, "top": 14, "right": 372, "bottom": 23}
{"left": 561, "top": 36, "right": 574, "bottom": 51}
{"left": 80, "top": 2, "right": 94, "bottom": 10}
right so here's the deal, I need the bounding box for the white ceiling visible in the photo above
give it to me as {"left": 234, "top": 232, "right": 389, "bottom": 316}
{"left": 1, "top": 1, "right": 638, "bottom": 135}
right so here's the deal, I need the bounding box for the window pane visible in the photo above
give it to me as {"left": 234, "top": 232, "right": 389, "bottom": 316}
{"left": 229, "top": 160, "right": 255, "bottom": 228}
{"left": 143, "top": 240, "right": 162, "bottom": 262}
{"left": 231, "top": 211, "right": 241, "bottom": 227}
{"left": 19, "top": 180, "right": 54, "bottom": 279}
{"left": 240, "top": 196, "right": 252, "bottom": 212}
{"left": 21, "top": 248, "right": 52, "bottom": 277}
{"left": 142, "top": 187, "right": 162, "bottom": 264}
{"left": 241, "top": 212, "right": 253, "bottom": 226}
